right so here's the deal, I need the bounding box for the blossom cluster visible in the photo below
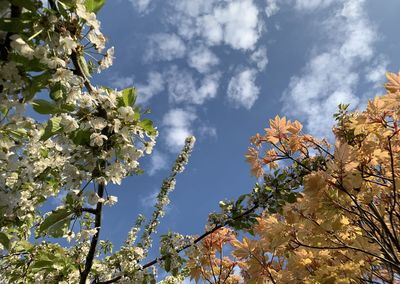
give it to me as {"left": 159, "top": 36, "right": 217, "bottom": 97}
{"left": 0, "top": 1, "right": 162, "bottom": 283}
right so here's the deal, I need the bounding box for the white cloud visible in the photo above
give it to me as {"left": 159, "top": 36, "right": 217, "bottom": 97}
{"left": 294, "top": 0, "right": 336, "bottom": 11}
{"left": 265, "top": 0, "right": 280, "bottom": 17}
{"left": 365, "top": 57, "right": 389, "bottom": 85}
{"left": 250, "top": 46, "right": 268, "bottom": 71}
{"left": 111, "top": 75, "right": 134, "bottom": 89}
{"left": 140, "top": 190, "right": 158, "bottom": 208}
{"left": 227, "top": 68, "right": 260, "bottom": 109}
{"left": 188, "top": 46, "right": 219, "bottom": 73}
{"left": 130, "top": 0, "right": 152, "bottom": 14}
{"left": 199, "top": 125, "right": 217, "bottom": 138}
{"left": 165, "top": 66, "right": 220, "bottom": 105}
{"left": 282, "top": 0, "right": 381, "bottom": 138}
{"left": 146, "top": 33, "right": 186, "bottom": 61}
{"left": 214, "top": 0, "right": 260, "bottom": 50}
{"left": 170, "top": 0, "right": 261, "bottom": 50}
{"left": 147, "top": 150, "right": 168, "bottom": 176}
{"left": 162, "top": 108, "right": 197, "bottom": 152}
{"left": 136, "top": 71, "right": 164, "bottom": 104}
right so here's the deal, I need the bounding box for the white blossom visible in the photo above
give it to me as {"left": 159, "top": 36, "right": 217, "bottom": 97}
{"left": 10, "top": 35, "right": 34, "bottom": 59}
{"left": 90, "top": 132, "right": 108, "bottom": 147}
{"left": 60, "top": 114, "right": 79, "bottom": 133}
{"left": 90, "top": 117, "right": 107, "bottom": 130}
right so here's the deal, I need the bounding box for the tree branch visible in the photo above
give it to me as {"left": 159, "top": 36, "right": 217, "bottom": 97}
{"left": 80, "top": 181, "right": 105, "bottom": 284}
{"left": 98, "top": 202, "right": 261, "bottom": 284}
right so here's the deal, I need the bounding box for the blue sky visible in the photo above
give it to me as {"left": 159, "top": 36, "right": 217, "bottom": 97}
{"left": 93, "top": 0, "right": 400, "bottom": 261}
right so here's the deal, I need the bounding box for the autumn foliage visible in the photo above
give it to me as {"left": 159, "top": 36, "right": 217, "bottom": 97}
{"left": 188, "top": 72, "right": 400, "bottom": 283}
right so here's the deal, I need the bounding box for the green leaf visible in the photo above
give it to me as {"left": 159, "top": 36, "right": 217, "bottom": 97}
{"left": 121, "top": 87, "right": 137, "bottom": 107}
{"left": 38, "top": 208, "right": 72, "bottom": 237}
{"left": 49, "top": 82, "right": 64, "bottom": 101}
{"left": 138, "top": 119, "right": 157, "bottom": 136}
{"left": 71, "top": 129, "right": 91, "bottom": 146}
{"left": 235, "top": 194, "right": 247, "bottom": 207}
{"left": 11, "top": 54, "right": 47, "bottom": 72}
{"left": 8, "top": 128, "right": 28, "bottom": 139}
{"left": 164, "top": 257, "right": 171, "bottom": 272}
{"left": 77, "top": 54, "right": 91, "bottom": 78}
{"left": 133, "top": 107, "right": 141, "bottom": 121}
{"left": 41, "top": 117, "right": 63, "bottom": 141}
{"left": 24, "top": 71, "right": 51, "bottom": 101}
{"left": 85, "top": 0, "right": 105, "bottom": 13}
{"left": 0, "top": 232, "right": 10, "bottom": 250}
{"left": 32, "top": 99, "right": 58, "bottom": 114}
{"left": 30, "top": 259, "right": 54, "bottom": 272}
{"left": 60, "top": 103, "right": 75, "bottom": 112}
{"left": 286, "top": 192, "right": 297, "bottom": 203}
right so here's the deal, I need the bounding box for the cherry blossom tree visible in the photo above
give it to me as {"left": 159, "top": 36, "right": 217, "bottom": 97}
{"left": 0, "top": 1, "right": 198, "bottom": 282}
{"left": 0, "top": 1, "right": 272, "bottom": 283}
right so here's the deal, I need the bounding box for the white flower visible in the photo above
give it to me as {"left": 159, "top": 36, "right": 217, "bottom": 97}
{"left": 60, "top": 114, "right": 79, "bottom": 133}
{"left": 88, "top": 30, "right": 106, "bottom": 51}
{"left": 87, "top": 191, "right": 104, "bottom": 205}
{"left": 144, "top": 140, "right": 155, "bottom": 155}
{"left": 76, "top": 4, "right": 100, "bottom": 31}
{"left": 133, "top": 247, "right": 144, "bottom": 259}
{"left": 10, "top": 35, "right": 34, "bottom": 59}
{"left": 105, "top": 195, "right": 118, "bottom": 206}
{"left": 64, "top": 231, "right": 75, "bottom": 242}
{"left": 79, "top": 228, "right": 99, "bottom": 240}
{"left": 90, "top": 117, "right": 107, "bottom": 130}
{"left": 90, "top": 132, "right": 108, "bottom": 147}
{"left": 98, "top": 47, "right": 114, "bottom": 72}
{"left": 113, "top": 119, "right": 121, "bottom": 133}
{"left": 118, "top": 106, "right": 134, "bottom": 122}
{"left": 106, "top": 162, "right": 126, "bottom": 185}
{"left": 80, "top": 93, "right": 95, "bottom": 108}
{"left": 43, "top": 56, "right": 66, "bottom": 68}
{"left": 59, "top": 35, "right": 77, "bottom": 55}
{"left": 6, "top": 172, "right": 18, "bottom": 188}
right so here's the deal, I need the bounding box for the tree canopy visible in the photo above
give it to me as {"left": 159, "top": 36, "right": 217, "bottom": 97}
{"left": 1, "top": 0, "right": 399, "bottom": 283}
{"left": 187, "top": 73, "right": 400, "bottom": 283}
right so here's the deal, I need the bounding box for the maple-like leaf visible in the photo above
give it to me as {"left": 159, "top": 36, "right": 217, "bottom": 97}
{"left": 384, "top": 72, "right": 400, "bottom": 93}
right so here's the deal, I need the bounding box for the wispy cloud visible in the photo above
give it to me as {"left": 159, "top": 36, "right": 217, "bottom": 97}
{"left": 165, "top": 66, "right": 220, "bottom": 105}
{"left": 188, "top": 45, "right": 219, "bottom": 74}
{"left": 147, "top": 150, "right": 168, "bottom": 176}
{"left": 282, "top": 0, "right": 384, "bottom": 138}
{"left": 129, "top": 0, "right": 152, "bottom": 14}
{"left": 162, "top": 108, "right": 197, "bottom": 152}
{"left": 140, "top": 189, "right": 158, "bottom": 208}
{"left": 110, "top": 75, "right": 134, "bottom": 90}
{"left": 265, "top": 0, "right": 280, "bottom": 17}
{"left": 250, "top": 46, "right": 268, "bottom": 71}
{"left": 145, "top": 33, "right": 186, "bottom": 62}
{"left": 364, "top": 57, "right": 389, "bottom": 86}
{"left": 227, "top": 68, "right": 260, "bottom": 109}
{"left": 199, "top": 125, "right": 217, "bottom": 138}
{"left": 136, "top": 71, "right": 165, "bottom": 104}
{"left": 293, "top": 0, "right": 336, "bottom": 11}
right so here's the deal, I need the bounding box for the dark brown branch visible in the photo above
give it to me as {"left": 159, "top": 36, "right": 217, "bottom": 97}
{"left": 82, "top": 208, "right": 97, "bottom": 214}
{"left": 80, "top": 181, "right": 105, "bottom": 284}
